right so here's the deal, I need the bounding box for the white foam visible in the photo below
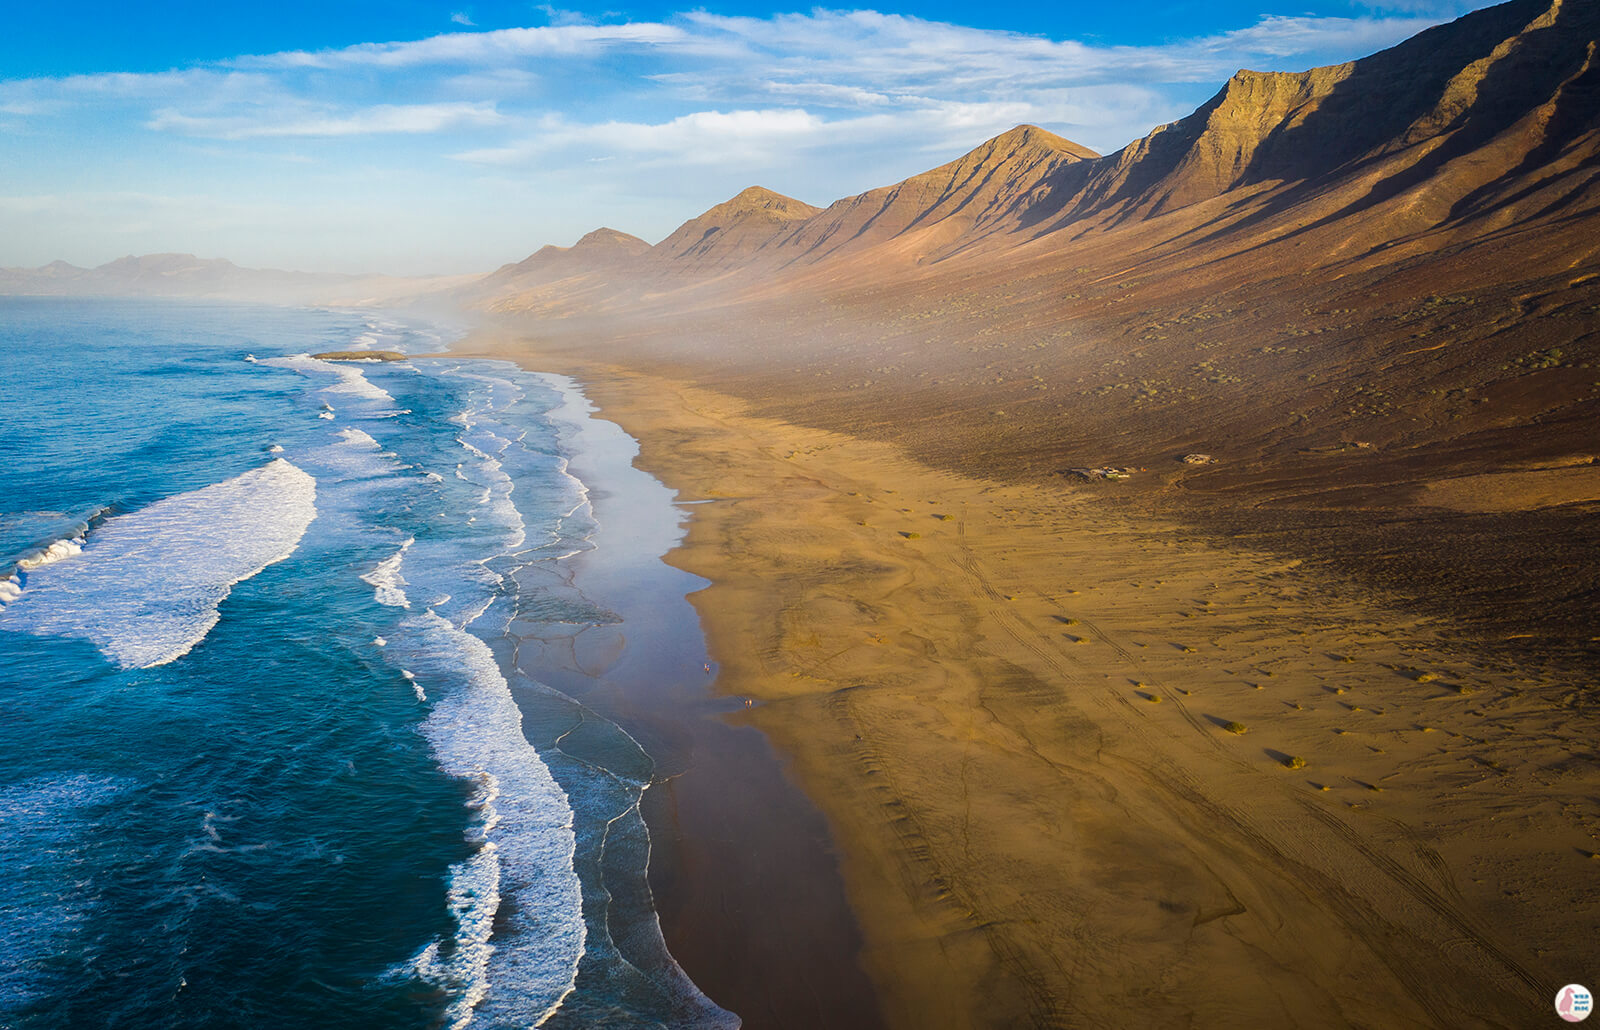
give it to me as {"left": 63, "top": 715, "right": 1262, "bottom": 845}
{"left": 0, "top": 460, "right": 318, "bottom": 668}
{"left": 414, "top": 837, "right": 501, "bottom": 1030}
{"left": 261, "top": 353, "right": 396, "bottom": 405}
{"left": 15, "top": 536, "right": 84, "bottom": 571}
{"left": 0, "top": 578, "right": 20, "bottom": 606}
{"left": 336, "top": 428, "right": 381, "bottom": 450}
{"left": 268, "top": 444, "right": 284, "bottom": 454}
{"left": 398, "top": 612, "right": 584, "bottom": 1027}
{"left": 361, "top": 539, "right": 412, "bottom": 609}
{"left": 448, "top": 416, "right": 526, "bottom": 553}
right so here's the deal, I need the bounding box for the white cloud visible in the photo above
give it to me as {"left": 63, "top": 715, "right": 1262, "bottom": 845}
{"left": 758, "top": 81, "right": 895, "bottom": 108}
{"left": 451, "top": 11, "right": 475, "bottom": 27}
{"left": 458, "top": 108, "right": 828, "bottom": 165}
{"left": 146, "top": 101, "right": 504, "bottom": 139}
{"left": 241, "top": 22, "right": 693, "bottom": 70}
{"left": 1199, "top": 14, "right": 1441, "bottom": 62}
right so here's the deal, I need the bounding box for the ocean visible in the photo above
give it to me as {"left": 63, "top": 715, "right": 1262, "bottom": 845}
{"left": 0, "top": 298, "right": 736, "bottom": 1029}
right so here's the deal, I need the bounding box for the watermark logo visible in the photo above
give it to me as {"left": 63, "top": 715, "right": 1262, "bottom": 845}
{"left": 1557, "top": 984, "right": 1593, "bottom": 1023}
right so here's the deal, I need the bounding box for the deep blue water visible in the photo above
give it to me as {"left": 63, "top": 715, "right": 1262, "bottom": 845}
{"left": 0, "top": 298, "right": 732, "bottom": 1029}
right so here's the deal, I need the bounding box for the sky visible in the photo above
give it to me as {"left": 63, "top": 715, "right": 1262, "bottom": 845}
{"left": 0, "top": 0, "right": 1488, "bottom": 275}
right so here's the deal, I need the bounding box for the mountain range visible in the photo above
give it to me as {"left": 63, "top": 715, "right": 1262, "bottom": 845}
{"left": 464, "top": 0, "right": 1599, "bottom": 657}
{"left": 475, "top": 0, "right": 1597, "bottom": 305}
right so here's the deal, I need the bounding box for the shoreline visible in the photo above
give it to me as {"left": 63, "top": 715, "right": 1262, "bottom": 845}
{"left": 505, "top": 371, "right": 884, "bottom": 1028}
{"left": 462, "top": 343, "right": 1600, "bottom": 1028}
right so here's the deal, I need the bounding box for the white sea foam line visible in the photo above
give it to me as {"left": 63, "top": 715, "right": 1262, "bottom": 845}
{"left": 336, "top": 427, "right": 381, "bottom": 449}
{"left": 0, "top": 460, "right": 317, "bottom": 669}
{"left": 361, "top": 539, "right": 413, "bottom": 609}
{"left": 260, "top": 353, "right": 396, "bottom": 405}
{"left": 448, "top": 413, "right": 526, "bottom": 552}
{"left": 319, "top": 426, "right": 404, "bottom": 481}
{"left": 448, "top": 369, "right": 525, "bottom": 419}
{"left": 15, "top": 535, "right": 84, "bottom": 572}
{"left": 401, "top": 612, "right": 584, "bottom": 1029}
{"left": 550, "top": 456, "right": 593, "bottom": 522}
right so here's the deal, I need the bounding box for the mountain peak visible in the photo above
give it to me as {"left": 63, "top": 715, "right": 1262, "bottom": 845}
{"left": 986, "top": 124, "right": 1100, "bottom": 161}
{"left": 652, "top": 187, "right": 823, "bottom": 269}
{"left": 718, "top": 186, "right": 822, "bottom": 221}
{"left": 571, "top": 227, "right": 651, "bottom": 256}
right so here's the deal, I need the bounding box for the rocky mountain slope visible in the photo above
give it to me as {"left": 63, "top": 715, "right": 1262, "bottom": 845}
{"left": 650, "top": 187, "right": 823, "bottom": 277}
{"left": 763, "top": 125, "right": 1098, "bottom": 267}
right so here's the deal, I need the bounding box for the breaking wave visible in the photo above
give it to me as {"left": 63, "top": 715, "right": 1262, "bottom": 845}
{"left": 0, "top": 459, "right": 317, "bottom": 668}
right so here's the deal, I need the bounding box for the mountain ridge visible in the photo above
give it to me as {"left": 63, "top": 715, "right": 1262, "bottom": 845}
{"left": 474, "top": 0, "right": 1595, "bottom": 305}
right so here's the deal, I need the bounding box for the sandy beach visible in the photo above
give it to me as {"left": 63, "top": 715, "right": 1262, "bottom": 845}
{"left": 463, "top": 339, "right": 1600, "bottom": 1028}
{"left": 502, "top": 374, "right": 883, "bottom": 1028}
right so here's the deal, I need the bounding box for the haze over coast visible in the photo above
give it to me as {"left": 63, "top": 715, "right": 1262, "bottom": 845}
{"left": 4, "top": 0, "right": 1599, "bottom": 1026}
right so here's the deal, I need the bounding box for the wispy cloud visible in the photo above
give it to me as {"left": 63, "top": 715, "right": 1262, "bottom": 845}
{"left": 1200, "top": 13, "right": 1444, "bottom": 60}
{"left": 451, "top": 11, "right": 476, "bottom": 27}
{"left": 456, "top": 99, "right": 1050, "bottom": 169}
{"left": 148, "top": 101, "right": 504, "bottom": 139}
{"left": 241, "top": 22, "right": 692, "bottom": 70}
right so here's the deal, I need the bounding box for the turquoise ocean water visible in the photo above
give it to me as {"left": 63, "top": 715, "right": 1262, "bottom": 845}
{"left": 0, "top": 298, "right": 734, "bottom": 1029}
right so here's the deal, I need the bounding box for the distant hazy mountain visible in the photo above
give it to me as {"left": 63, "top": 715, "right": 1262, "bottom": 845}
{"left": 0, "top": 252, "right": 471, "bottom": 307}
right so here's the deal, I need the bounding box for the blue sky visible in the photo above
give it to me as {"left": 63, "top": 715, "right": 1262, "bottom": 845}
{"left": 1, "top": 0, "right": 1485, "bottom": 275}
